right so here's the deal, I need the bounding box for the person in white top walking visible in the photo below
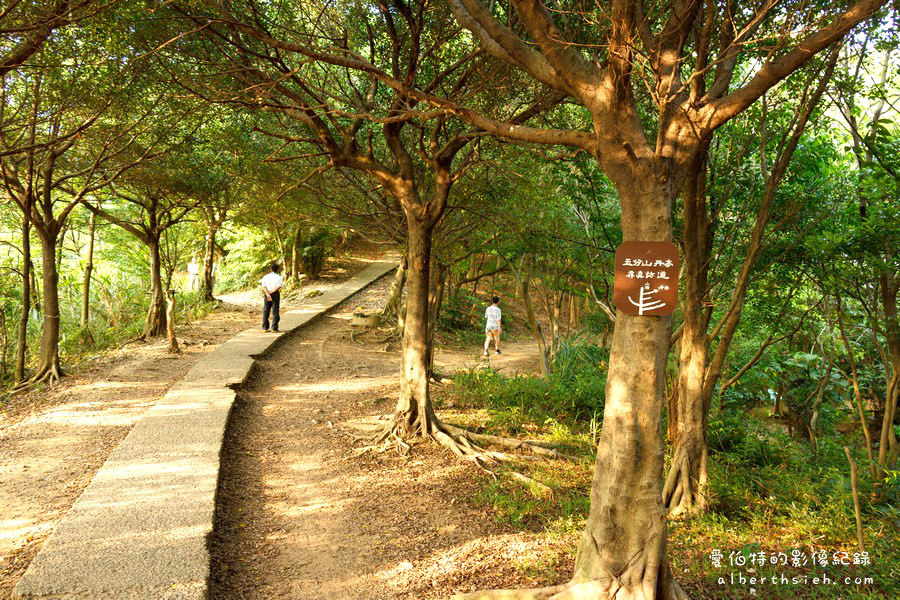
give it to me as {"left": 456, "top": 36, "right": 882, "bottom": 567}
{"left": 187, "top": 258, "right": 200, "bottom": 290}
{"left": 483, "top": 296, "right": 502, "bottom": 356}
{"left": 261, "top": 262, "right": 283, "bottom": 332}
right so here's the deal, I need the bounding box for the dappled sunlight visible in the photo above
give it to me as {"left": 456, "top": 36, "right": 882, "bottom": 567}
{"left": 0, "top": 518, "right": 41, "bottom": 543}
{"left": 36, "top": 406, "right": 150, "bottom": 428}
{"left": 66, "top": 381, "right": 149, "bottom": 393}
{"left": 274, "top": 376, "right": 393, "bottom": 395}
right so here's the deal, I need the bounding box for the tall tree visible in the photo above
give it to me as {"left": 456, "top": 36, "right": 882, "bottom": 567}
{"left": 0, "top": 28, "right": 162, "bottom": 384}
{"left": 326, "top": 1, "right": 894, "bottom": 597}
{"left": 165, "top": 0, "right": 557, "bottom": 450}
{"left": 665, "top": 50, "right": 840, "bottom": 515}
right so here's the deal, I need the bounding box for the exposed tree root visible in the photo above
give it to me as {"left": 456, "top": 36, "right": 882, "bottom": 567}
{"left": 346, "top": 414, "right": 573, "bottom": 474}
{"left": 451, "top": 576, "right": 690, "bottom": 600}
{"left": 442, "top": 423, "right": 577, "bottom": 461}
{"left": 505, "top": 470, "right": 552, "bottom": 496}
{"left": 662, "top": 445, "right": 708, "bottom": 516}
{"left": 450, "top": 581, "right": 575, "bottom": 599}
{"left": 11, "top": 362, "right": 63, "bottom": 393}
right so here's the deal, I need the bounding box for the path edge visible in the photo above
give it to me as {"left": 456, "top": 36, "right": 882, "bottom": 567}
{"left": 13, "top": 257, "right": 398, "bottom": 600}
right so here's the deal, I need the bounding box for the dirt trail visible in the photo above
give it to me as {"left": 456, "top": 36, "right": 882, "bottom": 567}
{"left": 0, "top": 252, "right": 379, "bottom": 599}
{"left": 209, "top": 279, "right": 565, "bottom": 599}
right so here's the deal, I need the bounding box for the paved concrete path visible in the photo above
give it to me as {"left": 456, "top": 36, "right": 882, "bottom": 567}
{"left": 14, "top": 258, "right": 398, "bottom": 600}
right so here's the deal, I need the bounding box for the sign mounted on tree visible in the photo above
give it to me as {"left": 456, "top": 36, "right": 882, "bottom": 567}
{"left": 613, "top": 242, "right": 679, "bottom": 316}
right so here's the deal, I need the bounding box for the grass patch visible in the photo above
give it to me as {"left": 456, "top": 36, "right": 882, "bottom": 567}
{"left": 446, "top": 363, "right": 899, "bottom": 599}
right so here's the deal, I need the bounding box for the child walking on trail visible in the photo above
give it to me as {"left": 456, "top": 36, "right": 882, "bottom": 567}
{"left": 261, "top": 262, "right": 283, "bottom": 332}
{"left": 483, "top": 296, "right": 502, "bottom": 356}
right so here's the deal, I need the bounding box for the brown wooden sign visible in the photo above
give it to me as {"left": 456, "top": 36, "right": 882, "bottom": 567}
{"left": 613, "top": 241, "right": 679, "bottom": 316}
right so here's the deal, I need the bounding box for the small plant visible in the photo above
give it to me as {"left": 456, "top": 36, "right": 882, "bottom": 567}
{"left": 298, "top": 228, "right": 333, "bottom": 280}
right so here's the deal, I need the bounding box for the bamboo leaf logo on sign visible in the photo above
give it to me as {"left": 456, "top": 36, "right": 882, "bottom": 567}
{"left": 613, "top": 242, "right": 679, "bottom": 316}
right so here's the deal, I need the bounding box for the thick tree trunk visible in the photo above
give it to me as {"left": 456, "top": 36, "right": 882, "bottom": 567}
{"left": 144, "top": 236, "right": 167, "bottom": 338}
{"left": 664, "top": 321, "right": 710, "bottom": 515}
{"left": 80, "top": 212, "right": 95, "bottom": 342}
{"left": 568, "top": 178, "right": 684, "bottom": 600}
{"left": 392, "top": 219, "right": 436, "bottom": 436}
{"left": 460, "top": 179, "right": 689, "bottom": 599}
{"left": 665, "top": 155, "right": 712, "bottom": 514}
{"left": 201, "top": 222, "right": 218, "bottom": 302}
{"left": 25, "top": 232, "right": 63, "bottom": 385}
{"left": 15, "top": 216, "right": 31, "bottom": 383}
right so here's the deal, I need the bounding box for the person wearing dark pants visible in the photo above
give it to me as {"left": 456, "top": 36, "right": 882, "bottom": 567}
{"left": 261, "top": 262, "right": 283, "bottom": 332}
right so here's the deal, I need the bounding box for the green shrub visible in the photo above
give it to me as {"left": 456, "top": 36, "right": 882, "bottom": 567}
{"left": 451, "top": 338, "right": 606, "bottom": 430}
{"left": 298, "top": 228, "right": 332, "bottom": 280}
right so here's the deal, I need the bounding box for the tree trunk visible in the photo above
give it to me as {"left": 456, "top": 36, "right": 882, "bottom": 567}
{"left": 382, "top": 255, "right": 408, "bottom": 320}
{"left": 166, "top": 290, "right": 179, "bottom": 353}
{"left": 807, "top": 362, "right": 834, "bottom": 455}
{"left": 427, "top": 261, "right": 447, "bottom": 379}
{"left": 15, "top": 216, "right": 31, "bottom": 383}
{"left": 144, "top": 236, "right": 167, "bottom": 338}
{"left": 457, "top": 177, "right": 688, "bottom": 600}
{"left": 391, "top": 218, "right": 436, "bottom": 436}
{"left": 290, "top": 224, "right": 301, "bottom": 282}
{"left": 664, "top": 320, "right": 710, "bottom": 515}
{"left": 201, "top": 221, "right": 218, "bottom": 302}
{"left": 273, "top": 221, "right": 287, "bottom": 266}
{"left": 567, "top": 293, "right": 578, "bottom": 335}
{"left": 470, "top": 254, "right": 484, "bottom": 294}
{"left": 567, "top": 178, "right": 684, "bottom": 600}
{"left": 664, "top": 154, "right": 712, "bottom": 515}
{"left": 519, "top": 255, "right": 551, "bottom": 375}
{"left": 875, "top": 272, "right": 899, "bottom": 492}
{"left": 0, "top": 310, "right": 7, "bottom": 379}
{"left": 837, "top": 299, "right": 878, "bottom": 481}
{"left": 80, "top": 212, "right": 95, "bottom": 343}
{"left": 23, "top": 231, "right": 63, "bottom": 385}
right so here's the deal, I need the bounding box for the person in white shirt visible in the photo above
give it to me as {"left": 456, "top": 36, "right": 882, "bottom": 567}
{"left": 261, "top": 262, "right": 284, "bottom": 332}
{"left": 483, "top": 296, "right": 502, "bottom": 356}
{"left": 187, "top": 258, "right": 200, "bottom": 290}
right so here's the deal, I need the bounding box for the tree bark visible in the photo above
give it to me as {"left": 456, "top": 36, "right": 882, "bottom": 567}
{"left": 382, "top": 255, "right": 408, "bottom": 321}
{"left": 875, "top": 272, "right": 899, "bottom": 491}
{"left": 664, "top": 151, "right": 713, "bottom": 515}
{"left": 201, "top": 220, "right": 218, "bottom": 302}
{"left": 15, "top": 215, "right": 31, "bottom": 383}
{"left": 144, "top": 235, "right": 167, "bottom": 338}
{"left": 567, "top": 177, "right": 684, "bottom": 600}
{"left": 26, "top": 230, "right": 63, "bottom": 385}
{"left": 392, "top": 218, "right": 437, "bottom": 436}
{"left": 519, "top": 254, "right": 551, "bottom": 375}
{"left": 427, "top": 260, "right": 448, "bottom": 378}
{"left": 807, "top": 362, "right": 834, "bottom": 455}
{"left": 290, "top": 224, "right": 302, "bottom": 282}
{"left": 166, "top": 289, "right": 179, "bottom": 353}
{"left": 837, "top": 298, "right": 878, "bottom": 481}
{"left": 80, "top": 212, "right": 95, "bottom": 340}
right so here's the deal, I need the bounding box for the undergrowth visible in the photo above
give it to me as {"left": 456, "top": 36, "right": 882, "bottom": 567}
{"left": 447, "top": 358, "right": 899, "bottom": 600}
{"left": 1, "top": 287, "right": 217, "bottom": 393}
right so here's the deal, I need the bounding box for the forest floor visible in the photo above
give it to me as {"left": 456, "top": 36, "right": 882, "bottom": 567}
{"left": 0, "top": 248, "right": 557, "bottom": 600}
{"left": 208, "top": 276, "right": 563, "bottom": 599}
{"left": 0, "top": 247, "right": 392, "bottom": 599}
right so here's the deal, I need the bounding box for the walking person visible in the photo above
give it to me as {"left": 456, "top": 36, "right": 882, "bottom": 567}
{"left": 261, "top": 262, "right": 283, "bottom": 332}
{"left": 187, "top": 257, "right": 200, "bottom": 290}
{"left": 483, "top": 295, "right": 502, "bottom": 356}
